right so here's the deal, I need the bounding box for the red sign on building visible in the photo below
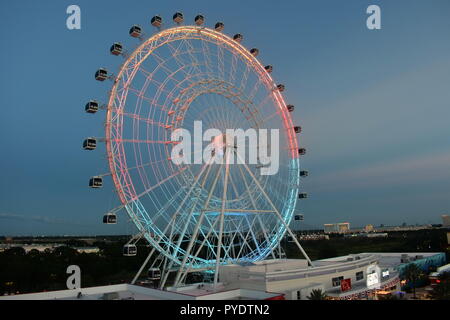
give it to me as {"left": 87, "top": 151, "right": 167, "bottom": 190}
{"left": 341, "top": 278, "right": 352, "bottom": 292}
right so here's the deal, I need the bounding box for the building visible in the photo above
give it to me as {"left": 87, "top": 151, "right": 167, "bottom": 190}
{"left": 344, "top": 233, "right": 388, "bottom": 238}
{"left": 219, "top": 254, "right": 398, "bottom": 300}
{"left": 2, "top": 252, "right": 445, "bottom": 301}
{"left": 219, "top": 252, "right": 445, "bottom": 300}
{"left": 324, "top": 222, "right": 350, "bottom": 234}
{"left": 364, "top": 224, "right": 374, "bottom": 233}
{"left": 429, "top": 263, "right": 450, "bottom": 286}
{"left": 442, "top": 215, "right": 450, "bottom": 227}
{"left": 0, "top": 283, "right": 284, "bottom": 300}
{"left": 298, "top": 234, "right": 329, "bottom": 241}
{"left": 0, "top": 244, "right": 99, "bottom": 254}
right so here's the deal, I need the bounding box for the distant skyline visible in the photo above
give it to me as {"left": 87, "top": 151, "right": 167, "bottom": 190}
{"left": 1, "top": 0, "right": 450, "bottom": 236}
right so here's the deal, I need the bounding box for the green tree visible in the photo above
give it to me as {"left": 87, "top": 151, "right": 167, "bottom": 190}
{"left": 307, "top": 289, "right": 328, "bottom": 300}
{"left": 317, "top": 243, "right": 338, "bottom": 260}
{"left": 403, "top": 264, "right": 424, "bottom": 299}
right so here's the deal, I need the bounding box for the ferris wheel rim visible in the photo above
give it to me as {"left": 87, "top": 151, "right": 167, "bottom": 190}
{"left": 104, "top": 25, "right": 301, "bottom": 268}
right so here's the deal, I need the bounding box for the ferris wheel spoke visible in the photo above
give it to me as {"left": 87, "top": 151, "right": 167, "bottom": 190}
{"left": 221, "top": 217, "right": 243, "bottom": 260}
{"left": 239, "top": 64, "right": 251, "bottom": 92}
{"left": 190, "top": 160, "right": 226, "bottom": 253}
{"left": 173, "top": 195, "right": 215, "bottom": 285}
{"left": 129, "top": 166, "right": 188, "bottom": 202}
{"left": 213, "top": 147, "right": 233, "bottom": 287}
{"left": 159, "top": 155, "right": 220, "bottom": 288}
{"left": 120, "top": 111, "right": 172, "bottom": 129}
{"left": 200, "top": 34, "right": 214, "bottom": 75}
{"left": 258, "top": 109, "right": 282, "bottom": 127}
{"left": 150, "top": 186, "right": 187, "bottom": 227}
{"left": 235, "top": 151, "right": 313, "bottom": 265}
{"left": 245, "top": 214, "right": 263, "bottom": 256}
{"left": 165, "top": 40, "right": 204, "bottom": 84}
{"left": 151, "top": 50, "right": 200, "bottom": 87}
{"left": 177, "top": 212, "right": 222, "bottom": 283}
{"left": 235, "top": 222, "right": 255, "bottom": 259}
{"left": 180, "top": 38, "right": 204, "bottom": 75}
{"left": 126, "top": 86, "right": 170, "bottom": 111}
{"left": 137, "top": 68, "right": 176, "bottom": 98}
{"left": 217, "top": 40, "right": 225, "bottom": 81}
{"left": 248, "top": 78, "right": 264, "bottom": 102}
{"left": 224, "top": 216, "right": 253, "bottom": 260}
{"left": 229, "top": 51, "right": 238, "bottom": 84}
{"left": 113, "top": 138, "right": 175, "bottom": 145}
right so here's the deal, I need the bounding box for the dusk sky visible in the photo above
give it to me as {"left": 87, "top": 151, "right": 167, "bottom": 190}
{"left": 1, "top": 0, "right": 449, "bottom": 236}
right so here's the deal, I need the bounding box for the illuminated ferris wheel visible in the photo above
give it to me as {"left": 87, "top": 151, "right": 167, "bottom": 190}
{"left": 84, "top": 13, "right": 310, "bottom": 288}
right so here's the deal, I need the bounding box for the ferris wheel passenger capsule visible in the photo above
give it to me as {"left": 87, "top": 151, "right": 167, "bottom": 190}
{"left": 95, "top": 68, "right": 108, "bottom": 81}
{"left": 298, "top": 192, "right": 308, "bottom": 199}
{"left": 264, "top": 65, "right": 273, "bottom": 73}
{"left": 194, "top": 14, "right": 204, "bottom": 26}
{"left": 233, "top": 34, "right": 243, "bottom": 43}
{"left": 286, "top": 105, "right": 294, "bottom": 112}
{"left": 215, "top": 22, "right": 224, "bottom": 32}
{"left": 147, "top": 268, "right": 161, "bottom": 280}
{"left": 85, "top": 100, "right": 99, "bottom": 113}
{"left": 276, "top": 84, "right": 285, "bottom": 92}
{"left": 172, "top": 12, "right": 183, "bottom": 24}
{"left": 151, "top": 15, "right": 163, "bottom": 27}
{"left": 103, "top": 213, "right": 117, "bottom": 224}
{"left": 300, "top": 170, "right": 309, "bottom": 177}
{"left": 89, "top": 176, "right": 103, "bottom": 188}
{"left": 294, "top": 126, "right": 302, "bottom": 133}
{"left": 123, "top": 244, "right": 137, "bottom": 257}
{"left": 83, "top": 137, "right": 97, "bottom": 150}
{"left": 110, "top": 42, "right": 123, "bottom": 56}
{"left": 129, "top": 25, "right": 142, "bottom": 38}
{"left": 250, "top": 48, "right": 259, "bottom": 57}
{"left": 298, "top": 148, "right": 306, "bottom": 155}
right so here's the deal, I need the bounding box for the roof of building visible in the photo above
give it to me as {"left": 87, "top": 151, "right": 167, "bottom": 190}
{"left": 0, "top": 283, "right": 283, "bottom": 301}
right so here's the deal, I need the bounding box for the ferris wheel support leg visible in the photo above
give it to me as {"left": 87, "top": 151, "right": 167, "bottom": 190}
{"left": 173, "top": 160, "right": 224, "bottom": 287}
{"left": 177, "top": 209, "right": 223, "bottom": 285}
{"left": 213, "top": 149, "right": 232, "bottom": 288}
{"left": 236, "top": 153, "right": 314, "bottom": 267}
{"left": 130, "top": 188, "right": 194, "bottom": 286}
{"left": 131, "top": 247, "right": 156, "bottom": 284}
{"left": 236, "top": 164, "right": 277, "bottom": 260}
{"left": 159, "top": 160, "right": 215, "bottom": 289}
{"left": 160, "top": 157, "right": 220, "bottom": 289}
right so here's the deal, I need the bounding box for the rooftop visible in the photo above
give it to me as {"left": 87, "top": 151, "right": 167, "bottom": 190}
{"left": 0, "top": 283, "right": 283, "bottom": 301}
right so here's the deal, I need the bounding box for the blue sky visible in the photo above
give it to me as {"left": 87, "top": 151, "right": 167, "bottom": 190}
{"left": 0, "top": 0, "right": 449, "bottom": 235}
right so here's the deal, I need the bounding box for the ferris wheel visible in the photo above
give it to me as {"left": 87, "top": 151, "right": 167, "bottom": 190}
{"left": 84, "top": 13, "right": 311, "bottom": 288}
